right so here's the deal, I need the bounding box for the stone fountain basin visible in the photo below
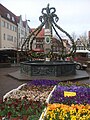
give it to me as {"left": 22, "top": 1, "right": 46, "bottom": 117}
{"left": 20, "top": 61, "right": 76, "bottom": 77}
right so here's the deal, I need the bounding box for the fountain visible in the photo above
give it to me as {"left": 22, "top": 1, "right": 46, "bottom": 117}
{"left": 20, "top": 4, "right": 76, "bottom": 77}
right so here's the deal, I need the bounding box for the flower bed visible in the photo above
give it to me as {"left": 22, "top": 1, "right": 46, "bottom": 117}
{"left": 49, "top": 83, "right": 90, "bottom": 105}
{"left": 27, "top": 79, "right": 60, "bottom": 86}
{"left": 40, "top": 82, "right": 90, "bottom": 120}
{"left": 2, "top": 80, "right": 90, "bottom": 120}
{"left": 2, "top": 79, "right": 59, "bottom": 120}
{"left": 0, "top": 96, "right": 47, "bottom": 120}
{"left": 44, "top": 103, "right": 90, "bottom": 120}
{"left": 5, "top": 79, "right": 59, "bottom": 103}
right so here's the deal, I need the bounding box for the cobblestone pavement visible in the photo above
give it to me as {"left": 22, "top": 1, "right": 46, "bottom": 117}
{"left": 0, "top": 66, "right": 26, "bottom": 98}
{"left": 0, "top": 66, "right": 90, "bottom": 98}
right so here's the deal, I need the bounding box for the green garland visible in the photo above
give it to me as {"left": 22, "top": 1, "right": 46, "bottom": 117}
{"left": 28, "top": 44, "right": 76, "bottom": 60}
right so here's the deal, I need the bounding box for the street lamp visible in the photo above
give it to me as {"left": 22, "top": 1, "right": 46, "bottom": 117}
{"left": 24, "top": 19, "right": 30, "bottom": 51}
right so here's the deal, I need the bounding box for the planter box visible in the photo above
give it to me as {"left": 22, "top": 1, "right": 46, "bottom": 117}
{"left": 3, "top": 83, "right": 55, "bottom": 104}
{"left": 3, "top": 83, "right": 26, "bottom": 100}
{"left": 39, "top": 83, "right": 90, "bottom": 120}
{"left": 46, "top": 85, "right": 56, "bottom": 103}
{"left": 3, "top": 83, "right": 56, "bottom": 120}
{"left": 39, "top": 108, "right": 47, "bottom": 120}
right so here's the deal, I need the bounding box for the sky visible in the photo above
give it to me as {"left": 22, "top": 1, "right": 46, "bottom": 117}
{"left": 0, "top": 0, "right": 90, "bottom": 37}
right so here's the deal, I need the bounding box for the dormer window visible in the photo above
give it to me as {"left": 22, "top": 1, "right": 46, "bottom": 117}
{"left": 12, "top": 16, "right": 15, "bottom": 22}
{"left": 7, "top": 13, "right": 10, "bottom": 19}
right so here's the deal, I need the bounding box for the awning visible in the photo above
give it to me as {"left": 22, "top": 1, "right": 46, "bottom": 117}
{"left": 32, "top": 49, "right": 44, "bottom": 52}
{"left": 0, "top": 48, "right": 17, "bottom": 51}
{"left": 76, "top": 49, "right": 90, "bottom": 53}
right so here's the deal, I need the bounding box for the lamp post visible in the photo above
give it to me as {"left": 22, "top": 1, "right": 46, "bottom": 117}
{"left": 24, "top": 19, "right": 30, "bottom": 50}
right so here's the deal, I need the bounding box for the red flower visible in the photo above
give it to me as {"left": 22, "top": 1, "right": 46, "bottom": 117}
{"left": 1, "top": 107, "right": 4, "bottom": 111}
{"left": 7, "top": 112, "right": 12, "bottom": 118}
{"left": 23, "top": 96, "right": 27, "bottom": 100}
{"left": 4, "top": 98, "right": 7, "bottom": 101}
{"left": 13, "top": 103, "right": 18, "bottom": 108}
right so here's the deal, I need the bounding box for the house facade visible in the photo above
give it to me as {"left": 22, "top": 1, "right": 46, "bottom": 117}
{"left": 0, "top": 4, "right": 72, "bottom": 63}
{"left": 0, "top": 4, "right": 17, "bottom": 49}
{"left": 16, "top": 15, "right": 30, "bottom": 50}
{"left": 0, "top": 4, "right": 30, "bottom": 63}
{"left": 29, "top": 28, "right": 70, "bottom": 56}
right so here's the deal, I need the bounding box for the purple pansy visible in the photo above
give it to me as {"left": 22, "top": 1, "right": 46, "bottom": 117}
{"left": 27, "top": 79, "right": 60, "bottom": 86}
{"left": 49, "top": 85, "right": 90, "bottom": 105}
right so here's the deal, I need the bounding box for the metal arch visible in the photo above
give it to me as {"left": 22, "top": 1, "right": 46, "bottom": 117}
{"left": 53, "top": 21, "right": 74, "bottom": 45}
{"left": 53, "top": 20, "right": 76, "bottom": 57}
{"left": 51, "top": 23, "right": 65, "bottom": 56}
{"left": 21, "top": 21, "right": 45, "bottom": 51}
{"left": 21, "top": 4, "right": 76, "bottom": 60}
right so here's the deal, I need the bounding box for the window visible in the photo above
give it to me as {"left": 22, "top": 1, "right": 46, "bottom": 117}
{"left": 36, "top": 44, "right": 40, "bottom": 48}
{"left": 2, "top": 21, "right": 5, "bottom": 27}
{"left": 40, "top": 44, "right": 43, "bottom": 49}
{"left": 15, "top": 27, "right": 17, "bottom": 32}
{"left": 7, "top": 23, "right": 9, "bottom": 29}
{"left": 7, "top": 13, "right": 10, "bottom": 19}
{"left": 21, "top": 30, "right": 24, "bottom": 35}
{"left": 36, "top": 44, "right": 43, "bottom": 49}
{"left": 36, "top": 39, "right": 40, "bottom": 42}
{"left": 7, "top": 35, "right": 13, "bottom": 41}
{"left": 12, "top": 26, "right": 14, "bottom": 31}
{"left": 3, "top": 33, "right": 5, "bottom": 40}
{"left": 19, "top": 33, "right": 20, "bottom": 38}
{"left": 18, "top": 42, "right": 20, "bottom": 47}
{"left": 12, "top": 16, "right": 15, "bottom": 22}
{"left": 14, "top": 37, "right": 16, "bottom": 43}
{"left": 10, "top": 24, "right": 12, "bottom": 30}
{"left": 52, "top": 46, "right": 56, "bottom": 52}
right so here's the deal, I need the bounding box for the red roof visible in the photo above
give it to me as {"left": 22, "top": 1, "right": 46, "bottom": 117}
{"left": 31, "top": 28, "right": 44, "bottom": 38}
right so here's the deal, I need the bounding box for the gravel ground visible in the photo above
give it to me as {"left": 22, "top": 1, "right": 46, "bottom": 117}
{"left": 0, "top": 66, "right": 26, "bottom": 98}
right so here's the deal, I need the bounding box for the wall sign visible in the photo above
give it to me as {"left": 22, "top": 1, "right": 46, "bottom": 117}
{"left": 45, "top": 36, "right": 51, "bottom": 44}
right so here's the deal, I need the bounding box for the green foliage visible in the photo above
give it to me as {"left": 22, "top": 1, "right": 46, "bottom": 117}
{"left": 0, "top": 96, "right": 46, "bottom": 119}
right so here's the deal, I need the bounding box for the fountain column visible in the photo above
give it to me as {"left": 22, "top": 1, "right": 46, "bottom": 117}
{"left": 44, "top": 4, "right": 52, "bottom": 58}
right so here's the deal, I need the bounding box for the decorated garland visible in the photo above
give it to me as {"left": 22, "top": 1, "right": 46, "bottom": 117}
{"left": 21, "top": 4, "right": 76, "bottom": 61}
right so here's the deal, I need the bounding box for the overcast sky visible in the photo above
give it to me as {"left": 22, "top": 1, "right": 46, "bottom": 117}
{"left": 1, "top": 0, "right": 90, "bottom": 37}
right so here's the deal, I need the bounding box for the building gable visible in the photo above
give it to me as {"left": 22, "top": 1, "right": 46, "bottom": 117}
{"left": 0, "top": 4, "right": 17, "bottom": 25}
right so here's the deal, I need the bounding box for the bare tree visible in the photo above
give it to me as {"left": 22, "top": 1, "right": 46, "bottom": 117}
{"left": 71, "top": 32, "right": 77, "bottom": 41}
{"left": 79, "top": 32, "right": 88, "bottom": 48}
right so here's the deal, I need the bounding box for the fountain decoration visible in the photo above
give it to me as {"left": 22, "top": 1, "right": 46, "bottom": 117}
{"left": 20, "top": 4, "right": 76, "bottom": 77}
